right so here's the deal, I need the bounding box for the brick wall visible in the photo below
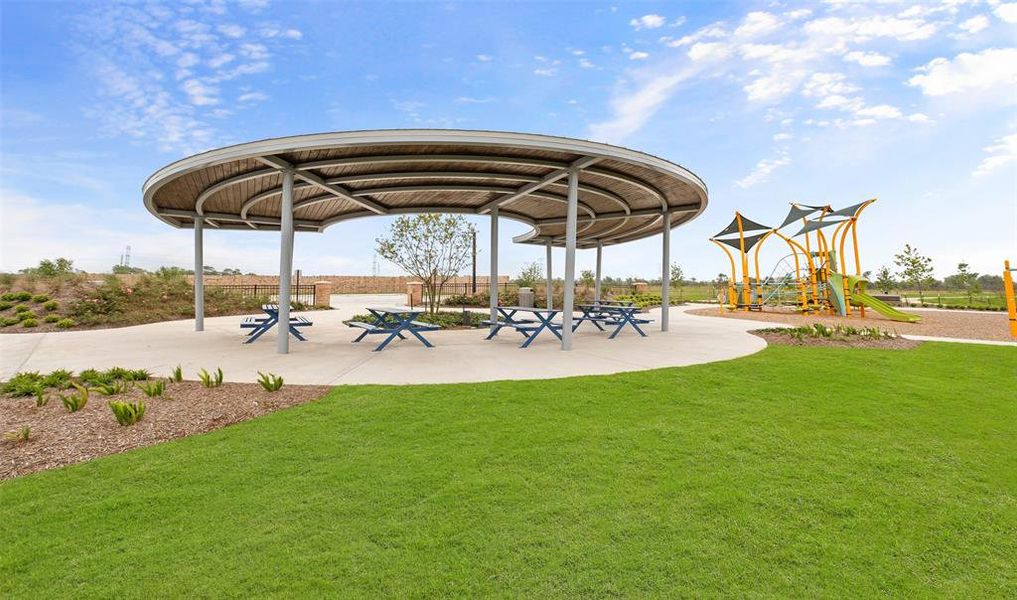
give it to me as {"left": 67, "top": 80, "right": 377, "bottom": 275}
{"left": 93, "top": 274, "right": 508, "bottom": 294}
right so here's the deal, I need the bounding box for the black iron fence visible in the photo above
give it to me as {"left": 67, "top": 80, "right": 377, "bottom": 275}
{"left": 437, "top": 281, "right": 515, "bottom": 297}
{"left": 205, "top": 284, "right": 315, "bottom": 305}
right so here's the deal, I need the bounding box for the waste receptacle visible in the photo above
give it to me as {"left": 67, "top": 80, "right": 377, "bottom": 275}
{"left": 518, "top": 287, "right": 534, "bottom": 308}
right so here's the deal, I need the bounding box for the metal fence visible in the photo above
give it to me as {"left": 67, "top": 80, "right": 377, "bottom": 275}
{"left": 437, "top": 281, "right": 515, "bottom": 297}
{"left": 205, "top": 284, "right": 315, "bottom": 305}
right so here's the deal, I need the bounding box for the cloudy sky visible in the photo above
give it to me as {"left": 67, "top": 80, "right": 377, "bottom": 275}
{"left": 1, "top": 0, "right": 1015, "bottom": 281}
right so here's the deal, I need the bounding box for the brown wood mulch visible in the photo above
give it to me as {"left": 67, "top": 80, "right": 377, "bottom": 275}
{"left": 0, "top": 382, "right": 330, "bottom": 481}
{"left": 687, "top": 306, "right": 1014, "bottom": 342}
{"left": 752, "top": 330, "right": 923, "bottom": 350}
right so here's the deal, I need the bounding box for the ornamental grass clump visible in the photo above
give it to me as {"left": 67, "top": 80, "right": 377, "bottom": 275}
{"left": 257, "top": 372, "right": 284, "bottom": 392}
{"left": 141, "top": 380, "right": 165, "bottom": 397}
{"left": 94, "top": 381, "right": 130, "bottom": 396}
{"left": 59, "top": 384, "right": 89, "bottom": 412}
{"left": 55, "top": 318, "right": 76, "bottom": 329}
{"left": 109, "top": 400, "right": 146, "bottom": 426}
{"left": 3, "top": 426, "right": 31, "bottom": 443}
{"left": 43, "top": 300, "right": 59, "bottom": 311}
{"left": 170, "top": 365, "right": 183, "bottom": 383}
{"left": 198, "top": 368, "right": 224, "bottom": 388}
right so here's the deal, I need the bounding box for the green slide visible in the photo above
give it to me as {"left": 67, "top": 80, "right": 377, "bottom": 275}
{"left": 828, "top": 273, "right": 847, "bottom": 316}
{"left": 847, "top": 275, "right": 921, "bottom": 323}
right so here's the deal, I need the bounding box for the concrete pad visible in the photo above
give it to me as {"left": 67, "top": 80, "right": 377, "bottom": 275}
{"left": 1, "top": 297, "right": 769, "bottom": 385}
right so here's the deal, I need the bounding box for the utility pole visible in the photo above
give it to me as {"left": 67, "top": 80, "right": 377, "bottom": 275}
{"left": 471, "top": 230, "right": 477, "bottom": 294}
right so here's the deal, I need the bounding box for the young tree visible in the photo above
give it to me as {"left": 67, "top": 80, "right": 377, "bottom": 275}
{"left": 894, "top": 244, "right": 934, "bottom": 302}
{"left": 20, "top": 258, "right": 76, "bottom": 277}
{"left": 950, "top": 262, "right": 981, "bottom": 304}
{"left": 874, "top": 266, "right": 895, "bottom": 294}
{"left": 376, "top": 214, "right": 476, "bottom": 313}
{"left": 669, "top": 262, "right": 685, "bottom": 300}
{"left": 516, "top": 261, "right": 543, "bottom": 287}
{"left": 580, "top": 269, "right": 595, "bottom": 288}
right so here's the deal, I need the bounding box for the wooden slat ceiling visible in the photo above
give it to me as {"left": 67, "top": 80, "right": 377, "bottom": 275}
{"left": 144, "top": 131, "right": 708, "bottom": 247}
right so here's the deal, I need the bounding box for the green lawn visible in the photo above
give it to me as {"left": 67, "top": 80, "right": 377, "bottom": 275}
{"left": 2, "top": 343, "right": 1015, "bottom": 597}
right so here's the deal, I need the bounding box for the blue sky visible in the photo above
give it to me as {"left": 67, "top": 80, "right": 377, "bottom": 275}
{"left": 1, "top": 0, "right": 1015, "bottom": 281}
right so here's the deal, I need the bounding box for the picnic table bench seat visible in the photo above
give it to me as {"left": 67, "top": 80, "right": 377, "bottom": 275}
{"left": 241, "top": 306, "right": 312, "bottom": 343}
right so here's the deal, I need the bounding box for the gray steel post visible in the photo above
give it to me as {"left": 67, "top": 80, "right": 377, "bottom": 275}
{"left": 661, "top": 212, "right": 671, "bottom": 332}
{"left": 595, "top": 241, "right": 603, "bottom": 303}
{"left": 277, "top": 169, "right": 295, "bottom": 354}
{"left": 561, "top": 168, "right": 579, "bottom": 350}
{"left": 489, "top": 207, "right": 499, "bottom": 333}
{"left": 545, "top": 240, "right": 553, "bottom": 309}
{"left": 194, "top": 217, "right": 204, "bottom": 332}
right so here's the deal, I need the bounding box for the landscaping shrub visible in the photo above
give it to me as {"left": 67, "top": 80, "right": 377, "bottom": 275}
{"left": 8, "top": 291, "right": 32, "bottom": 302}
{"left": 94, "top": 381, "right": 130, "bottom": 396}
{"left": 42, "top": 300, "right": 58, "bottom": 311}
{"left": 109, "top": 400, "right": 146, "bottom": 426}
{"left": 21, "top": 318, "right": 39, "bottom": 328}
{"left": 55, "top": 318, "right": 75, "bottom": 329}
{"left": 0, "top": 301, "right": 13, "bottom": 311}
{"left": 170, "top": 365, "right": 183, "bottom": 383}
{"left": 42, "top": 369, "right": 73, "bottom": 389}
{"left": 3, "top": 426, "right": 31, "bottom": 443}
{"left": 13, "top": 304, "right": 30, "bottom": 313}
{"left": 34, "top": 388, "right": 49, "bottom": 407}
{"left": 1, "top": 317, "right": 19, "bottom": 327}
{"left": 257, "top": 372, "right": 284, "bottom": 392}
{"left": 31, "top": 294, "right": 50, "bottom": 303}
{"left": 44, "top": 315, "right": 60, "bottom": 323}
{"left": 198, "top": 368, "right": 224, "bottom": 388}
{"left": 2, "top": 372, "right": 44, "bottom": 396}
{"left": 141, "top": 380, "right": 165, "bottom": 397}
{"left": 58, "top": 384, "right": 89, "bottom": 412}
{"left": 612, "top": 293, "right": 682, "bottom": 309}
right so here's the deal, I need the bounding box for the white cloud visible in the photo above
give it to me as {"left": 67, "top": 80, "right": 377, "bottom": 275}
{"left": 207, "top": 53, "right": 234, "bottom": 68}
{"left": 744, "top": 74, "right": 797, "bottom": 102}
{"left": 687, "top": 42, "right": 731, "bottom": 62}
{"left": 994, "top": 3, "right": 1017, "bottom": 23}
{"left": 736, "top": 155, "right": 791, "bottom": 188}
{"left": 773, "top": 132, "right": 793, "bottom": 141}
{"left": 908, "top": 48, "right": 1017, "bottom": 97}
{"left": 855, "top": 104, "right": 902, "bottom": 119}
{"left": 588, "top": 68, "right": 696, "bottom": 142}
{"left": 734, "top": 11, "right": 782, "bottom": 38}
{"left": 802, "top": 72, "right": 859, "bottom": 98}
{"left": 843, "top": 50, "right": 891, "bottom": 67}
{"left": 217, "top": 24, "right": 245, "bottom": 38}
{"left": 665, "top": 24, "right": 727, "bottom": 47}
{"left": 629, "top": 51, "right": 650, "bottom": 60}
{"left": 579, "top": 58, "right": 594, "bottom": 68}
{"left": 804, "top": 15, "right": 937, "bottom": 42}
{"left": 816, "top": 94, "right": 864, "bottom": 111}
{"left": 237, "top": 91, "right": 267, "bottom": 103}
{"left": 181, "top": 79, "right": 219, "bottom": 105}
{"left": 630, "top": 14, "right": 666, "bottom": 30}
{"left": 973, "top": 131, "right": 1017, "bottom": 175}
{"left": 455, "top": 96, "right": 495, "bottom": 104}
{"left": 239, "top": 43, "right": 269, "bottom": 60}
{"left": 533, "top": 68, "right": 556, "bottom": 76}
{"left": 957, "top": 15, "right": 990, "bottom": 34}
{"left": 476, "top": 54, "right": 493, "bottom": 62}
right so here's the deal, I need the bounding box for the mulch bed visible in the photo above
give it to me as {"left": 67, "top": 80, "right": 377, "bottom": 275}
{"left": 752, "top": 330, "right": 923, "bottom": 350}
{"left": 0, "top": 382, "right": 330, "bottom": 480}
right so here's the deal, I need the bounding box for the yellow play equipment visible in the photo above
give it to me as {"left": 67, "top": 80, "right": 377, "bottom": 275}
{"left": 709, "top": 199, "right": 920, "bottom": 323}
{"left": 1004, "top": 259, "right": 1017, "bottom": 338}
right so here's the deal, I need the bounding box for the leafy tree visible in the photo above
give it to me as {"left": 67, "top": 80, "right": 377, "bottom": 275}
{"left": 516, "top": 261, "right": 543, "bottom": 287}
{"left": 874, "top": 266, "right": 895, "bottom": 294}
{"left": 580, "top": 269, "right": 595, "bottom": 288}
{"left": 21, "top": 258, "right": 76, "bottom": 277}
{"left": 947, "top": 262, "right": 980, "bottom": 303}
{"left": 894, "top": 244, "right": 934, "bottom": 301}
{"left": 670, "top": 263, "right": 684, "bottom": 286}
{"left": 112, "top": 265, "right": 146, "bottom": 275}
{"left": 377, "top": 214, "right": 476, "bottom": 313}
{"left": 977, "top": 274, "right": 1004, "bottom": 291}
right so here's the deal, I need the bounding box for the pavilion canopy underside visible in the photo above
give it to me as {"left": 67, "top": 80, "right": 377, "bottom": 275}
{"left": 143, "top": 131, "right": 708, "bottom": 249}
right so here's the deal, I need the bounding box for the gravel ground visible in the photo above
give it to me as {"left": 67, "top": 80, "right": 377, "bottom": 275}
{"left": 0, "top": 381, "right": 330, "bottom": 480}
{"left": 752, "top": 330, "right": 922, "bottom": 350}
{"left": 687, "top": 306, "right": 1014, "bottom": 342}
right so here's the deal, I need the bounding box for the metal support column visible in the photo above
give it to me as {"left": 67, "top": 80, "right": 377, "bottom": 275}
{"left": 489, "top": 207, "right": 499, "bottom": 333}
{"left": 277, "top": 169, "right": 295, "bottom": 354}
{"left": 545, "top": 240, "right": 553, "bottom": 309}
{"left": 561, "top": 168, "right": 579, "bottom": 350}
{"left": 194, "top": 217, "right": 204, "bottom": 332}
{"left": 661, "top": 212, "right": 671, "bottom": 332}
{"left": 594, "top": 241, "right": 603, "bottom": 303}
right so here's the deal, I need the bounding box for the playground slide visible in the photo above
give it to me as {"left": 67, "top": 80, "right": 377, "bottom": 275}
{"left": 850, "top": 290, "right": 921, "bottom": 323}
{"left": 827, "top": 273, "right": 847, "bottom": 316}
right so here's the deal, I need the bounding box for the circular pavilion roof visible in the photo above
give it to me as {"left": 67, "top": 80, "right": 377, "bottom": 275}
{"left": 143, "top": 129, "right": 708, "bottom": 248}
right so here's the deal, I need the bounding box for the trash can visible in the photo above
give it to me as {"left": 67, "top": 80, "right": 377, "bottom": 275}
{"left": 518, "top": 287, "right": 534, "bottom": 308}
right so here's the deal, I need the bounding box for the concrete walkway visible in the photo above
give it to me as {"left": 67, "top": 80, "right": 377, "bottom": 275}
{"left": 1, "top": 296, "right": 768, "bottom": 385}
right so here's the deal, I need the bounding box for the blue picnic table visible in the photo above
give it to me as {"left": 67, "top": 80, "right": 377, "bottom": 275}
{"left": 240, "top": 304, "right": 312, "bottom": 343}
{"left": 573, "top": 303, "right": 652, "bottom": 338}
{"left": 483, "top": 306, "right": 563, "bottom": 348}
{"left": 346, "top": 306, "right": 440, "bottom": 352}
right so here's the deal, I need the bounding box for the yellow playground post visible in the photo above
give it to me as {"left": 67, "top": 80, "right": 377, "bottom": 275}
{"left": 1004, "top": 259, "right": 1017, "bottom": 338}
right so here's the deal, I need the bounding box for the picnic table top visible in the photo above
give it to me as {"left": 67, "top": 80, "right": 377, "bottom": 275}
{"left": 578, "top": 303, "right": 638, "bottom": 310}
{"left": 497, "top": 306, "right": 561, "bottom": 313}
{"left": 367, "top": 306, "right": 423, "bottom": 314}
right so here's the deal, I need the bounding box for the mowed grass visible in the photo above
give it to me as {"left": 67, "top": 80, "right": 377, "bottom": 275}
{"left": 2, "top": 343, "right": 1015, "bottom": 597}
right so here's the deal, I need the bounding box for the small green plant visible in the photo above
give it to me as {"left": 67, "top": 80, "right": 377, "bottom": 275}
{"left": 31, "top": 294, "right": 50, "bottom": 303}
{"left": 3, "top": 426, "right": 31, "bottom": 443}
{"left": 141, "top": 380, "right": 165, "bottom": 397}
{"left": 1, "top": 316, "right": 20, "bottom": 327}
{"left": 108, "top": 400, "right": 146, "bottom": 426}
{"left": 170, "top": 365, "right": 183, "bottom": 382}
{"left": 125, "top": 369, "right": 151, "bottom": 381}
{"left": 198, "top": 368, "right": 224, "bottom": 388}
{"left": 10, "top": 291, "right": 32, "bottom": 302}
{"left": 2, "top": 372, "right": 44, "bottom": 396}
{"left": 94, "top": 380, "right": 130, "bottom": 396}
{"left": 42, "top": 369, "right": 73, "bottom": 389}
{"left": 55, "top": 318, "right": 76, "bottom": 329}
{"left": 59, "top": 384, "right": 89, "bottom": 412}
{"left": 43, "top": 300, "right": 59, "bottom": 311}
{"left": 78, "top": 368, "right": 113, "bottom": 386}
{"left": 14, "top": 304, "right": 30, "bottom": 313}
{"left": 44, "top": 314, "right": 60, "bottom": 323}
{"left": 34, "top": 388, "right": 50, "bottom": 407}
{"left": 106, "top": 366, "right": 133, "bottom": 381}
{"left": 257, "top": 372, "right": 284, "bottom": 392}
{"left": 0, "top": 301, "right": 12, "bottom": 311}
{"left": 21, "top": 318, "right": 39, "bottom": 328}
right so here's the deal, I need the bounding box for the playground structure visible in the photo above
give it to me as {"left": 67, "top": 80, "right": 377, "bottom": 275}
{"left": 710, "top": 199, "right": 920, "bottom": 323}
{"left": 1005, "top": 259, "right": 1017, "bottom": 338}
